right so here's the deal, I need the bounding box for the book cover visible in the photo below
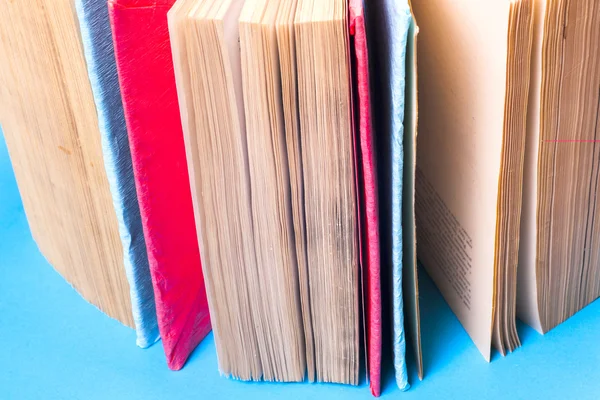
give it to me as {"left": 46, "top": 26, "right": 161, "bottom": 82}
{"left": 349, "top": 0, "right": 381, "bottom": 395}
{"left": 75, "top": 0, "right": 159, "bottom": 349}
{"left": 0, "top": 0, "right": 134, "bottom": 327}
{"left": 108, "top": 0, "right": 211, "bottom": 370}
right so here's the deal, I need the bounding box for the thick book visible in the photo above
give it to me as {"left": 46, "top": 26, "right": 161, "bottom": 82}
{"left": 518, "top": 0, "right": 600, "bottom": 333}
{"left": 169, "top": 0, "right": 360, "bottom": 385}
{"left": 411, "top": 0, "right": 534, "bottom": 360}
{"left": 170, "top": 0, "right": 303, "bottom": 381}
{"left": 75, "top": 0, "right": 159, "bottom": 349}
{"left": 0, "top": 0, "right": 134, "bottom": 327}
{"left": 108, "top": 0, "right": 211, "bottom": 370}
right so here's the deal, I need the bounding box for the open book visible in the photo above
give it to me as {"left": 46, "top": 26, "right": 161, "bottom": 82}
{"left": 411, "top": 0, "right": 534, "bottom": 360}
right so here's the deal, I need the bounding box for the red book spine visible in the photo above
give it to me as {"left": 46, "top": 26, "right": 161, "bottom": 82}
{"left": 108, "top": 0, "right": 211, "bottom": 370}
{"left": 350, "top": 0, "right": 382, "bottom": 396}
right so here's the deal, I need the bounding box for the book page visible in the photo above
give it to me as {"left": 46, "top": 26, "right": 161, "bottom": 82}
{"left": 220, "top": 0, "right": 246, "bottom": 137}
{"left": 412, "top": 0, "right": 512, "bottom": 361}
{"left": 517, "top": 0, "right": 545, "bottom": 334}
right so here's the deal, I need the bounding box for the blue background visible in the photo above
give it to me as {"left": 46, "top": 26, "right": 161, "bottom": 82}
{"left": 1, "top": 129, "right": 599, "bottom": 399}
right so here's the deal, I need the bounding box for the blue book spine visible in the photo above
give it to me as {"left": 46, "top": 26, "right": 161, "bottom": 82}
{"left": 390, "top": 5, "right": 412, "bottom": 391}
{"left": 74, "top": 0, "right": 159, "bottom": 348}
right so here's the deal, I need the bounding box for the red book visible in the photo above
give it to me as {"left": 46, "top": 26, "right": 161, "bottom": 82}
{"left": 108, "top": 0, "right": 211, "bottom": 370}
{"left": 350, "top": 0, "right": 382, "bottom": 396}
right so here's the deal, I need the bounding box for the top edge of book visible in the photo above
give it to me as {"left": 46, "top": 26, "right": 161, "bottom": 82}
{"left": 170, "top": 0, "right": 347, "bottom": 23}
{"left": 109, "top": 0, "right": 176, "bottom": 9}
{"left": 239, "top": 0, "right": 283, "bottom": 25}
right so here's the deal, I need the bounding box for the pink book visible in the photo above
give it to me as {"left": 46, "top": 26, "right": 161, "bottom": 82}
{"left": 350, "top": 0, "right": 382, "bottom": 396}
{"left": 108, "top": 0, "right": 211, "bottom": 370}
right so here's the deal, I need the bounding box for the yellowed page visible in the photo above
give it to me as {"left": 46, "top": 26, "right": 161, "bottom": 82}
{"left": 517, "top": 0, "right": 545, "bottom": 334}
{"left": 412, "top": 0, "right": 512, "bottom": 361}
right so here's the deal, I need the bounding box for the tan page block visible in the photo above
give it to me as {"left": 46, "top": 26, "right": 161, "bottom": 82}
{"left": 517, "top": 0, "right": 545, "bottom": 334}
{"left": 0, "top": 0, "right": 132, "bottom": 326}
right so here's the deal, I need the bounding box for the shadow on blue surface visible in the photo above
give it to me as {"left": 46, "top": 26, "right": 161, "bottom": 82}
{"left": 1, "top": 129, "right": 599, "bottom": 399}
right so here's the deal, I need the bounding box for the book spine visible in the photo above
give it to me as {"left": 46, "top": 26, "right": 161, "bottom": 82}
{"left": 108, "top": 0, "right": 211, "bottom": 369}
{"left": 74, "top": 0, "right": 160, "bottom": 349}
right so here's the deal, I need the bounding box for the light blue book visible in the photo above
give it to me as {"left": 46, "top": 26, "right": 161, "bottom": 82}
{"left": 75, "top": 0, "right": 159, "bottom": 348}
{"left": 365, "top": 0, "right": 421, "bottom": 390}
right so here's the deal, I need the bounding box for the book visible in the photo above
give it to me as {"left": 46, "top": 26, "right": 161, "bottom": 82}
{"left": 402, "top": 9, "right": 422, "bottom": 382}
{"left": 0, "top": 0, "right": 134, "bottom": 327}
{"left": 74, "top": 0, "right": 159, "bottom": 349}
{"left": 518, "top": 0, "right": 600, "bottom": 333}
{"left": 169, "top": 0, "right": 360, "bottom": 385}
{"left": 411, "top": 0, "right": 534, "bottom": 360}
{"left": 365, "top": 0, "right": 420, "bottom": 390}
{"left": 108, "top": 0, "right": 211, "bottom": 370}
{"left": 169, "top": 0, "right": 300, "bottom": 381}
{"left": 349, "top": 0, "right": 381, "bottom": 395}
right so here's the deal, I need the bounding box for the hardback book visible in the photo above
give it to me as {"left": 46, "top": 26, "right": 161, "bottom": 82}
{"left": 411, "top": 0, "right": 534, "bottom": 360}
{"left": 169, "top": 0, "right": 361, "bottom": 385}
{"left": 518, "top": 0, "right": 600, "bottom": 333}
{"left": 108, "top": 0, "right": 211, "bottom": 370}
{"left": 366, "top": 0, "right": 421, "bottom": 390}
{"left": 75, "top": 0, "right": 159, "bottom": 349}
{"left": 0, "top": 0, "right": 134, "bottom": 327}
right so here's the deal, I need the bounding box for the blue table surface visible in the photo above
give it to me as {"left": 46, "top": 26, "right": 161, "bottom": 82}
{"left": 1, "top": 130, "right": 599, "bottom": 400}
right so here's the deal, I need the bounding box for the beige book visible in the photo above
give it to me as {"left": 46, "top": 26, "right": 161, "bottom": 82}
{"left": 0, "top": 0, "right": 132, "bottom": 326}
{"left": 170, "top": 0, "right": 359, "bottom": 384}
{"left": 518, "top": 0, "right": 600, "bottom": 333}
{"left": 411, "top": 0, "right": 534, "bottom": 360}
{"left": 169, "top": 0, "right": 306, "bottom": 382}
